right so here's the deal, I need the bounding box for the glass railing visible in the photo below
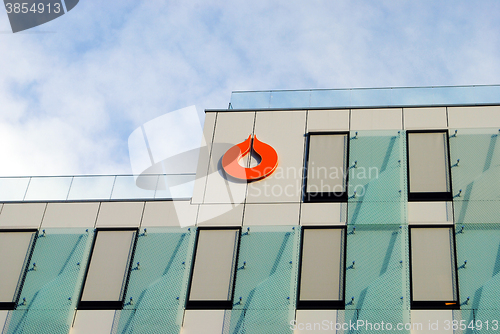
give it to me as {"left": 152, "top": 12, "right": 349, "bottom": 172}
{"left": 0, "top": 174, "right": 195, "bottom": 202}
{"left": 229, "top": 85, "right": 500, "bottom": 110}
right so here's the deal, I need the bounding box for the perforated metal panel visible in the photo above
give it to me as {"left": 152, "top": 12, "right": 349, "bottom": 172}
{"left": 3, "top": 228, "right": 94, "bottom": 334}
{"left": 348, "top": 130, "right": 407, "bottom": 225}
{"left": 344, "top": 224, "right": 410, "bottom": 333}
{"left": 225, "top": 225, "right": 300, "bottom": 334}
{"left": 111, "top": 227, "right": 195, "bottom": 334}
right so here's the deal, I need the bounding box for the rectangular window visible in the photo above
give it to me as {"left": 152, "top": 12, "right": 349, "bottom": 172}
{"left": 79, "top": 229, "right": 137, "bottom": 310}
{"left": 297, "top": 227, "right": 346, "bottom": 309}
{"left": 407, "top": 131, "right": 452, "bottom": 201}
{"left": 186, "top": 228, "right": 240, "bottom": 309}
{"left": 0, "top": 230, "right": 37, "bottom": 310}
{"left": 409, "top": 226, "right": 459, "bottom": 309}
{"left": 304, "top": 133, "right": 348, "bottom": 202}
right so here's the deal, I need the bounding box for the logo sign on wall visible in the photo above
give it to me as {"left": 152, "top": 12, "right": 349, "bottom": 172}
{"left": 222, "top": 135, "right": 278, "bottom": 181}
{"left": 3, "top": 0, "right": 79, "bottom": 33}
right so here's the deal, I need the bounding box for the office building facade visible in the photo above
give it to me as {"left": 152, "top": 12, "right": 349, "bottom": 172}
{"left": 1, "top": 85, "right": 500, "bottom": 333}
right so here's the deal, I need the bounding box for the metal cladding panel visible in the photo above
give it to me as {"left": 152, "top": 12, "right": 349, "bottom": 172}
{"left": 182, "top": 310, "right": 226, "bottom": 334}
{"left": 41, "top": 202, "right": 99, "bottom": 228}
{"left": 0, "top": 232, "right": 35, "bottom": 303}
{"left": 307, "top": 109, "right": 349, "bottom": 131}
{"left": 348, "top": 130, "right": 407, "bottom": 225}
{"left": 3, "top": 228, "right": 93, "bottom": 334}
{"left": 410, "top": 310, "right": 453, "bottom": 333}
{"left": 227, "top": 225, "right": 300, "bottom": 334}
{"left": 408, "top": 132, "right": 450, "bottom": 193}
{"left": 204, "top": 112, "right": 255, "bottom": 204}
{"left": 246, "top": 111, "right": 307, "bottom": 203}
{"left": 141, "top": 201, "right": 198, "bottom": 227}
{"left": 243, "top": 203, "right": 300, "bottom": 226}
{"left": 81, "top": 230, "right": 136, "bottom": 302}
{"left": 112, "top": 227, "right": 195, "bottom": 334}
{"left": 410, "top": 227, "right": 456, "bottom": 302}
{"left": 300, "top": 202, "right": 347, "bottom": 225}
{"left": 344, "top": 225, "right": 410, "bottom": 333}
{"left": 306, "top": 134, "right": 347, "bottom": 194}
{"left": 300, "top": 229, "right": 343, "bottom": 301}
{"left": 0, "top": 203, "right": 46, "bottom": 229}
{"left": 192, "top": 112, "right": 217, "bottom": 204}
{"left": 71, "top": 310, "right": 116, "bottom": 334}
{"left": 197, "top": 204, "right": 243, "bottom": 227}
{"left": 350, "top": 108, "right": 403, "bottom": 131}
{"left": 448, "top": 106, "right": 500, "bottom": 129}
{"left": 189, "top": 229, "right": 239, "bottom": 301}
{"left": 95, "top": 202, "right": 145, "bottom": 228}
{"left": 294, "top": 310, "right": 338, "bottom": 334}
{"left": 408, "top": 201, "right": 452, "bottom": 224}
{"left": 403, "top": 107, "right": 448, "bottom": 130}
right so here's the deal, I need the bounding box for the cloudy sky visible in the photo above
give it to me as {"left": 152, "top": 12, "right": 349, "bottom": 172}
{"left": 0, "top": 0, "right": 499, "bottom": 176}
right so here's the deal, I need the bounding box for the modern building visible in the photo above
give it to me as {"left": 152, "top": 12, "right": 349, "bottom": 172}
{"left": 1, "top": 85, "right": 500, "bottom": 333}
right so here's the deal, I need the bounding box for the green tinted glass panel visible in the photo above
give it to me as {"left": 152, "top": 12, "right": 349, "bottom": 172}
{"left": 227, "top": 226, "right": 299, "bottom": 334}
{"left": 112, "top": 227, "right": 195, "bottom": 334}
{"left": 348, "top": 130, "right": 407, "bottom": 225}
{"left": 344, "top": 224, "right": 410, "bottom": 333}
{"left": 4, "top": 228, "right": 93, "bottom": 334}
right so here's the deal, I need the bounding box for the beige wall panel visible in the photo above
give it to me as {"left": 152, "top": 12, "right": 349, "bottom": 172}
{"left": 448, "top": 106, "right": 500, "bottom": 128}
{"left": 0, "top": 311, "right": 8, "bottom": 333}
{"left": 0, "top": 203, "right": 46, "bottom": 229}
{"left": 408, "top": 132, "right": 450, "bottom": 193}
{"left": 95, "top": 202, "right": 145, "bottom": 228}
{"left": 41, "top": 203, "right": 99, "bottom": 228}
{"left": 81, "top": 230, "right": 135, "bottom": 302}
{"left": 243, "top": 203, "right": 300, "bottom": 226}
{"left": 294, "top": 310, "right": 337, "bottom": 334}
{"left": 181, "top": 310, "right": 226, "bottom": 334}
{"left": 351, "top": 108, "right": 403, "bottom": 130}
{"left": 306, "top": 134, "right": 347, "bottom": 193}
{"left": 189, "top": 229, "right": 239, "bottom": 301}
{"left": 0, "top": 204, "right": 3, "bottom": 214}
{"left": 404, "top": 107, "right": 448, "bottom": 129}
{"left": 408, "top": 202, "right": 452, "bottom": 224}
{"left": 307, "top": 109, "right": 349, "bottom": 131}
{"left": 141, "top": 201, "right": 198, "bottom": 227}
{"left": 70, "top": 310, "right": 116, "bottom": 334}
{"left": 204, "top": 112, "right": 255, "bottom": 204}
{"left": 410, "top": 310, "right": 453, "bottom": 334}
{"left": 197, "top": 204, "right": 243, "bottom": 226}
{"left": 411, "top": 228, "right": 455, "bottom": 301}
{"left": 246, "top": 111, "right": 306, "bottom": 203}
{"left": 300, "top": 229, "right": 343, "bottom": 301}
{"left": 192, "top": 112, "right": 217, "bottom": 204}
{"left": 300, "top": 203, "right": 346, "bottom": 225}
{"left": 0, "top": 231, "right": 36, "bottom": 303}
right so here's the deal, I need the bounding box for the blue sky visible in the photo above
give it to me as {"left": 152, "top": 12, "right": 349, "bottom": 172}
{"left": 0, "top": 0, "right": 499, "bottom": 176}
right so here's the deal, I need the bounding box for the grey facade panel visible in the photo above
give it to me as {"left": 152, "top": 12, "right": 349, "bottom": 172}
{"left": 81, "top": 230, "right": 136, "bottom": 302}
{"left": 189, "top": 229, "right": 239, "bottom": 301}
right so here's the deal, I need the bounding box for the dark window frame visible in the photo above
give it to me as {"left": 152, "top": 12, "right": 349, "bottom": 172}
{"left": 185, "top": 226, "right": 242, "bottom": 310}
{"left": 303, "top": 132, "right": 350, "bottom": 203}
{"left": 406, "top": 129, "right": 453, "bottom": 201}
{"left": 296, "top": 225, "right": 347, "bottom": 310}
{"left": 77, "top": 227, "right": 139, "bottom": 310}
{"left": 408, "top": 224, "right": 460, "bottom": 310}
{"left": 0, "top": 229, "right": 38, "bottom": 311}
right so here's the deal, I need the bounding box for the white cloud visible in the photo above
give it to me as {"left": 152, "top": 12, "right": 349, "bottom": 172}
{"left": 0, "top": 1, "right": 499, "bottom": 176}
